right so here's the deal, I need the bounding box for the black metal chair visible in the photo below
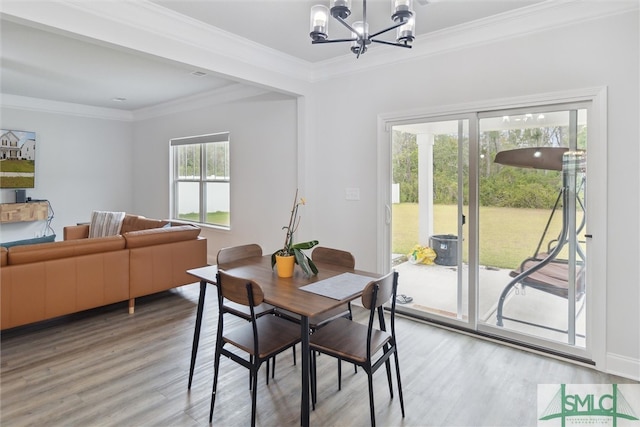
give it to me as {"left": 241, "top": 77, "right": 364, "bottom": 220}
{"left": 274, "top": 246, "right": 358, "bottom": 387}
{"left": 209, "top": 271, "right": 301, "bottom": 426}
{"left": 217, "top": 244, "right": 295, "bottom": 380}
{"left": 309, "top": 270, "right": 405, "bottom": 427}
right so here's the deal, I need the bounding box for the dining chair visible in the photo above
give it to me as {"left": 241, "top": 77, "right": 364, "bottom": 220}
{"left": 217, "top": 244, "right": 294, "bottom": 381}
{"left": 210, "top": 271, "right": 302, "bottom": 426}
{"left": 217, "top": 244, "right": 277, "bottom": 319}
{"left": 309, "top": 270, "right": 405, "bottom": 427}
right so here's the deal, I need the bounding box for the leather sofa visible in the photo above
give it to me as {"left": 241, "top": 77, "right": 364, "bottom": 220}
{"left": 1, "top": 214, "right": 207, "bottom": 330}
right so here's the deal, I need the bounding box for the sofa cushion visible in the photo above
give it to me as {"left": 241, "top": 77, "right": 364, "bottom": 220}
{"left": 120, "top": 215, "right": 169, "bottom": 233}
{"left": 123, "top": 225, "right": 201, "bottom": 249}
{"left": 88, "top": 211, "right": 125, "bottom": 238}
{"left": 7, "top": 235, "right": 126, "bottom": 265}
{"left": 1, "top": 247, "right": 7, "bottom": 267}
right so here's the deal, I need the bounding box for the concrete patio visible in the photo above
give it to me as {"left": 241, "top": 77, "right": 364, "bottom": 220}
{"left": 391, "top": 260, "right": 586, "bottom": 347}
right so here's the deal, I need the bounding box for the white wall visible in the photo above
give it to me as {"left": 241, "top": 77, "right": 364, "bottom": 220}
{"left": 306, "top": 12, "right": 639, "bottom": 376}
{"left": 1, "top": 4, "right": 637, "bottom": 380}
{"left": 132, "top": 92, "right": 299, "bottom": 264}
{"left": 0, "top": 107, "right": 134, "bottom": 242}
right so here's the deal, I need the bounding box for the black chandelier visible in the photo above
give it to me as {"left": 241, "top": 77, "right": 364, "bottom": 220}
{"left": 309, "top": 0, "right": 416, "bottom": 58}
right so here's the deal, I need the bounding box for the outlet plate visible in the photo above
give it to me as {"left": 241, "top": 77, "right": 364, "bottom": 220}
{"left": 345, "top": 188, "right": 360, "bottom": 201}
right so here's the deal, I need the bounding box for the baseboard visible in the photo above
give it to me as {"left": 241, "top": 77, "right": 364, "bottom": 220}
{"left": 606, "top": 352, "right": 640, "bottom": 381}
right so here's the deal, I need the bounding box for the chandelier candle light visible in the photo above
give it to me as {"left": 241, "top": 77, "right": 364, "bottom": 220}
{"left": 310, "top": 0, "right": 416, "bottom": 57}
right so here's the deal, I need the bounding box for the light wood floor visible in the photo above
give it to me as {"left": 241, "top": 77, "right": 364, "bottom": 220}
{"left": 1, "top": 282, "right": 635, "bottom": 427}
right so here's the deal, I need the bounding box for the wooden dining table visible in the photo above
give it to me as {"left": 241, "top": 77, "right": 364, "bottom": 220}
{"left": 186, "top": 255, "right": 379, "bottom": 427}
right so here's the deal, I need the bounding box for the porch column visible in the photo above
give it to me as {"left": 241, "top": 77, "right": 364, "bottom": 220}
{"left": 417, "top": 133, "right": 434, "bottom": 247}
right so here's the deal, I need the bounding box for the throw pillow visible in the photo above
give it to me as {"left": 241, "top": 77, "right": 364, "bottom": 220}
{"left": 88, "top": 211, "right": 125, "bottom": 238}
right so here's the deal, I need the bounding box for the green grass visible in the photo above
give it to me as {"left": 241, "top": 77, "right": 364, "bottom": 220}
{"left": 393, "top": 203, "right": 580, "bottom": 269}
{"left": 0, "top": 176, "right": 34, "bottom": 188}
{"left": 0, "top": 159, "right": 35, "bottom": 173}
{"left": 181, "top": 205, "right": 579, "bottom": 269}
{"left": 0, "top": 160, "right": 35, "bottom": 188}
{"left": 178, "top": 211, "right": 229, "bottom": 226}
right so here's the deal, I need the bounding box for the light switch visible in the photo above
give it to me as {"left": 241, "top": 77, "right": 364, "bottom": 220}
{"left": 345, "top": 187, "right": 360, "bottom": 201}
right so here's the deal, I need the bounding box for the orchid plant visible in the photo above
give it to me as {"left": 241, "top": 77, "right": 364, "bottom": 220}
{"left": 271, "top": 189, "right": 319, "bottom": 276}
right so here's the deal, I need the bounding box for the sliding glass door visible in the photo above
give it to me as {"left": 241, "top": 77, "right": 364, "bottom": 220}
{"left": 385, "top": 100, "right": 593, "bottom": 360}
{"left": 391, "top": 117, "right": 471, "bottom": 327}
{"left": 476, "top": 105, "right": 588, "bottom": 353}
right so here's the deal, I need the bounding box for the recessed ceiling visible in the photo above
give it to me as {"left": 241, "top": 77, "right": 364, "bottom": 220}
{"left": 0, "top": 0, "right": 545, "bottom": 111}
{"left": 151, "top": 0, "right": 544, "bottom": 63}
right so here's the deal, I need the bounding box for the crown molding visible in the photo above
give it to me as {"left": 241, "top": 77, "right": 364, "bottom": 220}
{"left": 1, "top": 93, "right": 134, "bottom": 121}
{"left": 0, "top": 0, "right": 313, "bottom": 96}
{"left": 1, "top": 0, "right": 636, "bottom": 108}
{"left": 132, "top": 84, "right": 271, "bottom": 121}
{"left": 310, "top": 0, "right": 640, "bottom": 81}
{"left": 1, "top": 83, "right": 275, "bottom": 122}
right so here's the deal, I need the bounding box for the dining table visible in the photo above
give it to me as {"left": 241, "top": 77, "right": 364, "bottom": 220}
{"left": 186, "top": 255, "right": 379, "bottom": 427}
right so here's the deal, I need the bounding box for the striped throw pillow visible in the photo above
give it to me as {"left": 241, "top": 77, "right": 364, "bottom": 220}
{"left": 88, "top": 211, "right": 126, "bottom": 238}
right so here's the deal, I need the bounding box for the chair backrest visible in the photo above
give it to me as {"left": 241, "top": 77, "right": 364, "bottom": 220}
{"left": 217, "top": 271, "right": 265, "bottom": 307}
{"left": 311, "top": 246, "right": 355, "bottom": 269}
{"left": 217, "top": 244, "right": 262, "bottom": 268}
{"left": 361, "top": 271, "right": 397, "bottom": 310}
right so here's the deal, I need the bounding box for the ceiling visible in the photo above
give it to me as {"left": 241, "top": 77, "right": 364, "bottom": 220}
{"left": 0, "top": 0, "right": 544, "bottom": 111}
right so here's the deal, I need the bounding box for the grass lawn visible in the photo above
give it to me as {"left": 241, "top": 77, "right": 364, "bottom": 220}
{"left": 392, "top": 203, "right": 579, "bottom": 269}
{"left": 0, "top": 160, "right": 35, "bottom": 188}
{"left": 178, "top": 211, "right": 229, "bottom": 226}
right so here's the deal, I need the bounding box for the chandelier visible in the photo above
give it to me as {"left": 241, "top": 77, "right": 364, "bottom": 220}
{"left": 309, "top": 0, "right": 416, "bottom": 58}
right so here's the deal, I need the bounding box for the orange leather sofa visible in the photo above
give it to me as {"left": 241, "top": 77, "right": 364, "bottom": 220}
{"left": 1, "top": 215, "right": 207, "bottom": 330}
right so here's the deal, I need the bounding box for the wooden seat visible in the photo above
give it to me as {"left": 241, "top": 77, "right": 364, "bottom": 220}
{"left": 309, "top": 271, "right": 405, "bottom": 427}
{"left": 209, "top": 271, "right": 301, "bottom": 426}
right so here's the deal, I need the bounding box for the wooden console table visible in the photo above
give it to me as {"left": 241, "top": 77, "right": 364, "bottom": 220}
{"left": 0, "top": 202, "right": 49, "bottom": 223}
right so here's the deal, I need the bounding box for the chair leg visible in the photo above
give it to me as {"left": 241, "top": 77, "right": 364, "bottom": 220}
{"left": 266, "top": 357, "right": 270, "bottom": 384}
{"left": 249, "top": 356, "right": 253, "bottom": 389}
{"left": 310, "top": 349, "right": 317, "bottom": 409}
{"left": 293, "top": 344, "right": 297, "bottom": 366}
{"left": 251, "top": 368, "right": 259, "bottom": 427}
{"left": 337, "top": 358, "right": 342, "bottom": 391}
{"left": 272, "top": 356, "right": 276, "bottom": 380}
{"left": 367, "top": 370, "right": 376, "bottom": 427}
{"left": 385, "top": 358, "right": 394, "bottom": 398}
{"left": 209, "top": 345, "right": 222, "bottom": 423}
{"left": 393, "top": 350, "right": 405, "bottom": 417}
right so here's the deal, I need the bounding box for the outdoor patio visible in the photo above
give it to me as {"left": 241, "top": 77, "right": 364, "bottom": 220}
{"left": 390, "top": 260, "right": 586, "bottom": 346}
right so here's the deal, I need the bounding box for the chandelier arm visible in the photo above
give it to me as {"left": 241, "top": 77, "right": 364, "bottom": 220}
{"left": 370, "top": 39, "right": 412, "bottom": 48}
{"left": 368, "top": 19, "right": 408, "bottom": 39}
{"left": 312, "top": 38, "right": 358, "bottom": 45}
{"left": 333, "top": 15, "right": 358, "bottom": 35}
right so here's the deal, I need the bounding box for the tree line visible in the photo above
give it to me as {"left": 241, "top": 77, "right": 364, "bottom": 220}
{"left": 392, "top": 126, "right": 586, "bottom": 209}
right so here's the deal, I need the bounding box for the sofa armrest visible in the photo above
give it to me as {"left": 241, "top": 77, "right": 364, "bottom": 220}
{"left": 64, "top": 224, "right": 90, "bottom": 240}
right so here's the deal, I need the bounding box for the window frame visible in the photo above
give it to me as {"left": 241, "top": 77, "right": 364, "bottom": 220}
{"left": 170, "top": 132, "right": 230, "bottom": 228}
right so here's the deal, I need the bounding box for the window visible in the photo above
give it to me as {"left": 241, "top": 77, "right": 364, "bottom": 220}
{"left": 170, "top": 132, "right": 230, "bottom": 228}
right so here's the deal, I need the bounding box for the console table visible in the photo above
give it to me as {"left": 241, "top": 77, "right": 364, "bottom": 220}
{"left": 0, "top": 202, "right": 49, "bottom": 223}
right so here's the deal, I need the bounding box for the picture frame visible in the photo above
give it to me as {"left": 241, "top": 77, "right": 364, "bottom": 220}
{"left": 0, "top": 129, "right": 36, "bottom": 189}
